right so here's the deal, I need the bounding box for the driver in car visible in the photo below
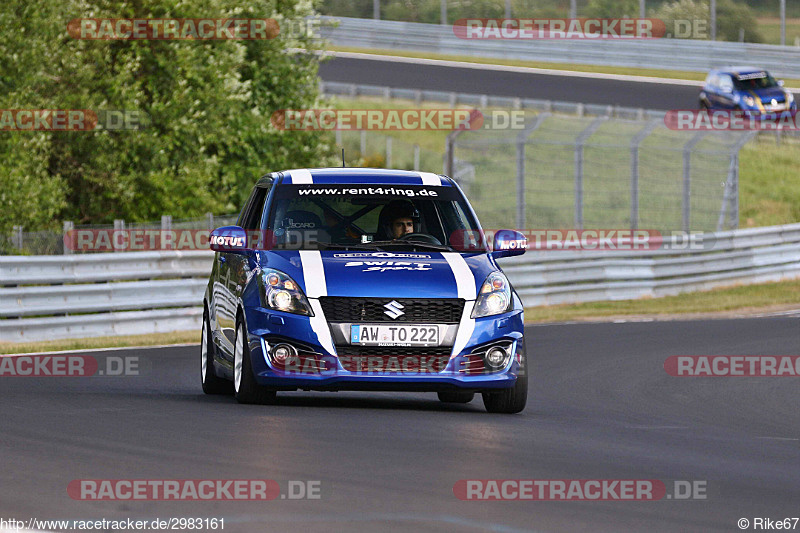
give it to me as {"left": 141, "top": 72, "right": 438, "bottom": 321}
{"left": 379, "top": 200, "right": 421, "bottom": 240}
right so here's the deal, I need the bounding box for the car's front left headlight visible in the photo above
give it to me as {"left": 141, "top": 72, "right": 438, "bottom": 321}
{"left": 259, "top": 268, "right": 313, "bottom": 316}
{"left": 786, "top": 90, "right": 795, "bottom": 105}
{"left": 472, "top": 271, "right": 512, "bottom": 318}
{"left": 743, "top": 96, "right": 756, "bottom": 107}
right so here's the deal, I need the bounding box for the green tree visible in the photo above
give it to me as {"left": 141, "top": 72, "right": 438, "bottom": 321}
{"left": 653, "top": 0, "right": 762, "bottom": 42}
{"left": 585, "top": 0, "right": 640, "bottom": 18}
{"left": 0, "top": 0, "right": 333, "bottom": 233}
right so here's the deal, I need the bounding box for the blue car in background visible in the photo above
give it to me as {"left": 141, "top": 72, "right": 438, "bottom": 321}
{"left": 699, "top": 66, "right": 796, "bottom": 114}
{"left": 201, "top": 168, "right": 529, "bottom": 413}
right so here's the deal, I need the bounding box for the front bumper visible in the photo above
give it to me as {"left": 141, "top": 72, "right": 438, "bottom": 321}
{"left": 243, "top": 304, "right": 525, "bottom": 392}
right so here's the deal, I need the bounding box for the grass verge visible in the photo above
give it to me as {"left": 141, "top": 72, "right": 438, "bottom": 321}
{"left": 525, "top": 279, "right": 800, "bottom": 323}
{"left": 0, "top": 330, "right": 199, "bottom": 355}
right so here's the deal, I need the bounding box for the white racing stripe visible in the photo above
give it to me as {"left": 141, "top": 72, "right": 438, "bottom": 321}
{"left": 289, "top": 168, "right": 313, "bottom": 184}
{"left": 443, "top": 253, "right": 477, "bottom": 357}
{"left": 418, "top": 172, "right": 441, "bottom": 186}
{"left": 298, "top": 251, "right": 336, "bottom": 355}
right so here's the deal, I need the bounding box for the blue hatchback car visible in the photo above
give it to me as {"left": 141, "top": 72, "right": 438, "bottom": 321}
{"left": 699, "top": 66, "right": 796, "bottom": 114}
{"left": 201, "top": 168, "right": 528, "bottom": 413}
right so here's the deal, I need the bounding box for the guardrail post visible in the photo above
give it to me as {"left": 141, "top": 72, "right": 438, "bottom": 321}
{"left": 12, "top": 225, "right": 23, "bottom": 251}
{"left": 630, "top": 119, "right": 661, "bottom": 230}
{"left": 682, "top": 132, "right": 707, "bottom": 232}
{"left": 63, "top": 221, "right": 74, "bottom": 255}
{"left": 717, "top": 131, "right": 756, "bottom": 230}
{"left": 206, "top": 212, "right": 214, "bottom": 230}
{"left": 444, "top": 129, "right": 465, "bottom": 176}
{"left": 413, "top": 144, "right": 420, "bottom": 171}
{"left": 373, "top": 0, "right": 380, "bottom": 20}
{"left": 335, "top": 129, "right": 342, "bottom": 146}
{"left": 360, "top": 130, "right": 367, "bottom": 156}
{"left": 113, "top": 219, "right": 126, "bottom": 252}
{"left": 515, "top": 113, "right": 551, "bottom": 231}
{"left": 440, "top": 0, "right": 447, "bottom": 25}
{"left": 161, "top": 215, "right": 172, "bottom": 251}
{"left": 574, "top": 117, "right": 607, "bottom": 230}
{"left": 385, "top": 136, "right": 392, "bottom": 167}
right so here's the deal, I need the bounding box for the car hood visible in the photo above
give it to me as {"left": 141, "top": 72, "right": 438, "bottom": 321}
{"left": 258, "top": 250, "right": 497, "bottom": 300}
{"left": 743, "top": 86, "right": 787, "bottom": 102}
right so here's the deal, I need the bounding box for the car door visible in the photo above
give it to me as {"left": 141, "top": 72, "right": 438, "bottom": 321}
{"left": 215, "top": 184, "right": 271, "bottom": 360}
{"left": 717, "top": 75, "right": 737, "bottom": 109}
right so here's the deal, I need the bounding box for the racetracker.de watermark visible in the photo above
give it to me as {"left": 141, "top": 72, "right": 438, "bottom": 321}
{"left": 453, "top": 18, "right": 664, "bottom": 39}
{"left": 665, "top": 110, "right": 800, "bottom": 131}
{"left": 67, "top": 479, "right": 321, "bottom": 500}
{"left": 453, "top": 479, "right": 707, "bottom": 500}
{"left": 0, "top": 110, "right": 147, "bottom": 131}
{"left": 452, "top": 229, "right": 714, "bottom": 252}
{"left": 0, "top": 355, "right": 142, "bottom": 377}
{"left": 270, "top": 109, "right": 529, "bottom": 131}
{"left": 66, "top": 18, "right": 294, "bottom": 40}
{"left": 665, "top": 356, "right": 800, "bottom": 376}
{"left": 453, "top": 18, "right": 709, "bottom": 39}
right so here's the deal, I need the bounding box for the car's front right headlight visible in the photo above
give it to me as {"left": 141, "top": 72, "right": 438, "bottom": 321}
{"left": 471, "top": 272, "right": 512, "bottom": 318}
{"left": 258, "top": 268, "right": 313, "bottom": 316}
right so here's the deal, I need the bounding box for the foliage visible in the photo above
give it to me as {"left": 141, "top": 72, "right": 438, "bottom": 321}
{"left": 653, "top": 0, "right": 763, "bottom": 42}
{"left": 0, "top": 0, "right": 334, "bottom": 232}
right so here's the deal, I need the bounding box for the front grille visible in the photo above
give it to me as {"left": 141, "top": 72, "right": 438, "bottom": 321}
{"left": 336, "top": 345, "right": 451, "bottom": 356}
{"left": 338, "top": 353, "right": 450, "bottom": 373}
{"left": 320, "top": 297, "right": 464, "bottom": 323}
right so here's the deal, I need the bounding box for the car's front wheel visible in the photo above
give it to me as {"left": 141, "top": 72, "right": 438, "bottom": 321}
{"left": 482, "top": 353, "right": 528, "bottom": 414}
{"left": 233, "top": 316, "right": 277, "bottom": 405}
{"left": 201, "top": 308, "right": 232, "bottom": 395}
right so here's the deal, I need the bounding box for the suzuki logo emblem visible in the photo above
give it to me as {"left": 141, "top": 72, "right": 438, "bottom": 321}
{"left": 383, "top": 300, "right": 405, "bottom": 319}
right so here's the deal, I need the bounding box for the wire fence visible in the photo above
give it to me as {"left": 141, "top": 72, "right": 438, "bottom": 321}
{"left": 445, "top": 112, "right": 757, "bottom": 233}
{"left": 1, "top": 213, "right": 238, "bottom": 256}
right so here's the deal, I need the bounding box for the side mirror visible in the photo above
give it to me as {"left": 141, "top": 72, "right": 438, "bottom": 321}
{"left": 778, "top": 80, "right": 785, "bottom": 87}
{"left": 492, "top": 230, "right": 527, "bottom": 258}
{"left": 209, "top": 225, "right": 248, "bottom": 252}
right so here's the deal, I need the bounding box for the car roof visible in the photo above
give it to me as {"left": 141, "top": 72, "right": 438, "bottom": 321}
{"left": 275, "top": 168, "right": 454, "bottom": 186}
{"left": 713, "top": 66, "right": 770, "bottom": 77}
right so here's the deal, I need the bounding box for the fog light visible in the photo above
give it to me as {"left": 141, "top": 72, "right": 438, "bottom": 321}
{"left": 485, "top": 346, "right": 508, "bottom": 368}
{"left": 271, "top": 343, "right": 297, "bottom": 362}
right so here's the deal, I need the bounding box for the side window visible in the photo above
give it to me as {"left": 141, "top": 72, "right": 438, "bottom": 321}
{"left": 719, "top": 75, "right": 733, "bottom": 92}
{"left": 241, "top": 187, "right": 269, "bottom": 230}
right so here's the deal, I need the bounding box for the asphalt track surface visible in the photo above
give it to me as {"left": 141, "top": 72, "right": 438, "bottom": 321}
{"left": 3, "top": 317, "right": 799, "bottom": 532}
{"left": 318, "top": 56, "right": 701, "bottom": 111}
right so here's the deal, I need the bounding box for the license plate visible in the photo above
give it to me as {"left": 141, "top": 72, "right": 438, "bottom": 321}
{"left": 350, "top": 324, "right": 441, "bottom": 347}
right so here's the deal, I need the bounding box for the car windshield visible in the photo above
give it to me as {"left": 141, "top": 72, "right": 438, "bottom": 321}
{"left": 733, "top": 72, "right": 779, "bottom": 90}
{"left": 264, "top": 184, "right": 487, "bottom": 252}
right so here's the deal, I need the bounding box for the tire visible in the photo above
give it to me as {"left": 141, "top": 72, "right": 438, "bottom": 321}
{"left": 201, "top": 309, "right": 233, "bottom": 395}
{"left": 437, "top": 391, "right": 475, "bottom": 403}
{"left": 482, "top": 353, "right": 528, "bottom": 414}
{"left": 233, "top": 316, "right": 277, "bottom": 405}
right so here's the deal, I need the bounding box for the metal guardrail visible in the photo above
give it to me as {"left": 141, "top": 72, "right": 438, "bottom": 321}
{"left": 0, "top": 251, "right": 213, "bottom": 343}
{"left": 320, "top": 16, "right": 800, "bottom": 80}
{"left": 2, "top": 223, "right": 799, "bottom": 342}
{"left": 498, "top": 223, "right": 800, "bottom": 306}
{"left": 321, "top": 80, "right": 668, "bottom": 120}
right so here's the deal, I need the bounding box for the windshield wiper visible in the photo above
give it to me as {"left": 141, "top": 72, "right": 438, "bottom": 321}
{"left": 311, "top": 240, "right": 455, "bottom": 252}
{"left": 359, "top": 240, "right": 455, "bottom": 252}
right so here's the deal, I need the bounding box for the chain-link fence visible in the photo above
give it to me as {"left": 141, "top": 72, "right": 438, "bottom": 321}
{"left": 0, "top": 213, "right": 239, "bottom": 256}
{"left": 445, "top": 111, "right": 757, "bottom": 233}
